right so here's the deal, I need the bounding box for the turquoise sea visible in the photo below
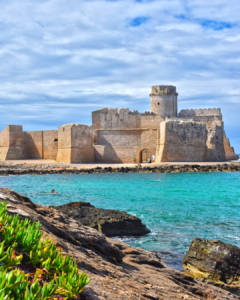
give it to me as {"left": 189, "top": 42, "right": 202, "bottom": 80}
{"left": 0, "top": 171, "right": 240, "bottom": 271}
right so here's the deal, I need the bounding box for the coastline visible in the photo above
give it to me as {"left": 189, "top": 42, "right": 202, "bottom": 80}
{"left": 0, "top": 159, "right": 239, "bottom": 176}
{"left": 0, "top": 186, "right": 239, "bottom": 300}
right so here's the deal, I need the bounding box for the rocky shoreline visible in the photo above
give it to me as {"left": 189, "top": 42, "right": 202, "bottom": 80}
{"left": 0, "top": 186, "right": 239, "bottom": 299}
{"left": 50, "top": 201, "right": 151, "bottom": 237}
{"left": 0, "top": 162, "right": 240, "bottom": 176}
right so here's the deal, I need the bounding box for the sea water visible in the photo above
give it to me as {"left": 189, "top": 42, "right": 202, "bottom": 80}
{"left": 1, "top": 171, "right": 240, "bottom": 271}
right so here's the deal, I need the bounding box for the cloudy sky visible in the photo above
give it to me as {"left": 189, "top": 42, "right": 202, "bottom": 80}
{"left": 1, "top": 0, "right": 240, "bottom": 151}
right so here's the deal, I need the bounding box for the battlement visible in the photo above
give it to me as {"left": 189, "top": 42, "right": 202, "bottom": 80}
{"left": 60, "top": 123, "right": 92, "bottom": 132}
{"left": 165, "top": 119, "right": 206, "bottom": 129}
{"left": 92, "top": 107, "right": 158, "bottom": 117}
{"left": 178, "top": 108, "right": 221, "bottom": 117}
{"left": 141, "top": 111, "right": 156, "bottom": 116}
{"left": 150, "top": 85, "right": 177, "bottom": 96}
{"left": 94, "top": 108, "right": 139, "bottom": 115}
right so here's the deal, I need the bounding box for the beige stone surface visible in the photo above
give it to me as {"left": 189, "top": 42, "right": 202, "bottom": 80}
{"left": 224, "top": 131, "right": 239, "bottom": 160}
{"left": 57, "top": 124, "right": 94, "bottom": 163}
{"left": 158, "top": 120, "right": 207, "bottom": 162}
{"left": 150, "top": 85, "right": 178, "bottom": 118}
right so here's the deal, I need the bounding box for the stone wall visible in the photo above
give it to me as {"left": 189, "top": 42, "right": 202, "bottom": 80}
{"left": 92, "top": 108, "right": 162, "bottom": 163}
{"left": 0, "top": 127, "right": 10, "bottom": 160}
{"left": 25, "top": 130, "right": 58, "bottom": 159}
{"left": 224, "top": 131, "right": 239, "bottom": 160}
{"left": 0, "top": 126, "right": 26, "bottom": 160}
{"left": 93, "top": 128, "right": 158, "bottom": 163}
{"left": 92, "top": 108, "right": 163, "bottom": 130}
{"left": 57, "top": 124, "right": 94, "bottom": 163}
{"left": 179, "top": 113, "right": 226, "bottom": 162}
{"left": 178, "top": 108, "right": 221, "bottom": 117}
{"left": 25, "top": 131, "right": 43, "bottom": 159}
{"left": 206, "top": 121, "right": 226, "bottom": 162}
{"left": 42, "top": 131, "right": 58, "bottom": 159}
{"left": 0, "top": 126, "right": 58, "bottom": 161}
{"left": 158, "top": 120, "right": 207, "bottom": 162}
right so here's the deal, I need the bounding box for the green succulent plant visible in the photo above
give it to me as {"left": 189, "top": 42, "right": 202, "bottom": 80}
{"left": 0, "top": 200, "right": 91, "bottom": 299}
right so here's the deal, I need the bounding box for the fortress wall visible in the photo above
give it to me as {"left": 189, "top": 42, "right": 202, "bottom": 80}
{"left": 94, "top": 129, "right": 158, "bottom": 163}
{"left": 158, "top": 120, "right": 207, "bottom": 162}
{"left": 0, "top": 128, "right": 9, "bottom": 147}
{"left": 92, "top": 108, "right": 141, "bottom": 130}
{"left": 5, "top": 125, "right": 26, "bottom": 160}
{"left": 71, "top": 125, "right": 93, "bottom": 147}
{"left": 205, "top": 120, "right": 226, "bottom": 161}
{"left": 140, "top": 114, "right": 164, "bottom": 129}
{"left": 178, "top": 108, "right": 221, "bottom": 117}
{"left": 94, "top": 146, "right": 140, "bottom": 163}
{"left": 92, "top": 108, "right": 162, "bottom": 130}
{"left": 96, "top": 130, "right": 142, "bottom": 147}
{"left": 92, "top": 107, "right": 161, "bottom": 163}
{"left": 94, "top": 145, "right": 157, "bottom": 163}
{"left": 43, "top": 130, "right": 58, "bottom": 159}
{"left": 223, "top": 131, "right": 239, "bottom": 160}
{"left": 178, "top": 114, "right": 226, "bottom": 161}
{"left": 57, "top": 124, "right": 94, "bottom": 163}
{"left": 25, "top": 130, "right": 58, "bottom": 159}
{"left": 0, "top": 127, "right": 10, "bottom": 160}
{"left": 71, "top": 125, "right": 94, "bottom": 163}
{"left": 25, "top": 131, "right": 43, "bottom": 159}
{"left": 56, "top": 124, "right": 72, "bottom": 163}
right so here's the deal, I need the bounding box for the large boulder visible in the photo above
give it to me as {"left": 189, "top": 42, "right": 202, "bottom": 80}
{"left": 50, "top": 201, "right": 151, "bottom": 237}
{"left": 183, "top": 238, "right": 240, "bottom": 292}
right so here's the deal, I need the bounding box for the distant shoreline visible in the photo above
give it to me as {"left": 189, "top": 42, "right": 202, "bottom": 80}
{"left": 0, "top": 160, "right": 239, "bottom": 176}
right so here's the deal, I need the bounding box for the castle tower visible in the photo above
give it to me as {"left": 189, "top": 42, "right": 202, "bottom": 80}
{"left": 150, "top": 85, "right": 178, "bottom": 118}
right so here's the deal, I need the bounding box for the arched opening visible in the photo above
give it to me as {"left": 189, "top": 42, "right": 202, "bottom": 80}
{"left": 54, "top": 139, "right": 58, "bottom": 142}
{"left": 139, "top": 148, "right": 152, "bottom": 163}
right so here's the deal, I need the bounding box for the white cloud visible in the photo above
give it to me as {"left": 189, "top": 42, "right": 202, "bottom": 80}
{"left": 0, "top": 0, "right": 240, "bottom": 151}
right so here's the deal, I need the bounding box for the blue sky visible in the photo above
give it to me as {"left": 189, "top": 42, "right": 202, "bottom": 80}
{"left": 1, "top": 0, "right": 240, "bottom": 152}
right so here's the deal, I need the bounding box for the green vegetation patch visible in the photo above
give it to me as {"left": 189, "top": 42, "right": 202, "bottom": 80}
{"left": 0, "top": 201, "right": 90, "bottom": 299}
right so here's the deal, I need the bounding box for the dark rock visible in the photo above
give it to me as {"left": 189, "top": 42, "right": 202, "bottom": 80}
{"left": 50, "top": 201, "right": 151, "bottom": 237}
{"left": 183, "top": 238, "right": 240, "bottom": 292}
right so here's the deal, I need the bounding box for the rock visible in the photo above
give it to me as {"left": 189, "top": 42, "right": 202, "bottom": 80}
{"left": 183, "top": 238, "right": 240, "bottom": 293}
{"left": 49, "top": 201, "right": 151, "bottom": 237}
{"left": 0, "top": 187, "right": 239, "bottom": 299}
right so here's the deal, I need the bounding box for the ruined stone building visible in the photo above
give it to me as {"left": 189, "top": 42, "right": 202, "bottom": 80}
{"left": 0, "top": 85, "right": 238, "bottom": 163}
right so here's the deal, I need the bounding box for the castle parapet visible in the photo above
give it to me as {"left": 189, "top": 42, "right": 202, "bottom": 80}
{"left": 150, "top": 85, "right": 178, "bottom": 96}
{"left": 178, "top": 108, "right": 221, "bottom": 117}
{"left": 92, "top": 107, "right": 160, "bottom": 130}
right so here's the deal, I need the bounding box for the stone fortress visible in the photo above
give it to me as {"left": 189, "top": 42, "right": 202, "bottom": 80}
{"left": 0, "top": 85, "right": 238, "bottom": 163}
